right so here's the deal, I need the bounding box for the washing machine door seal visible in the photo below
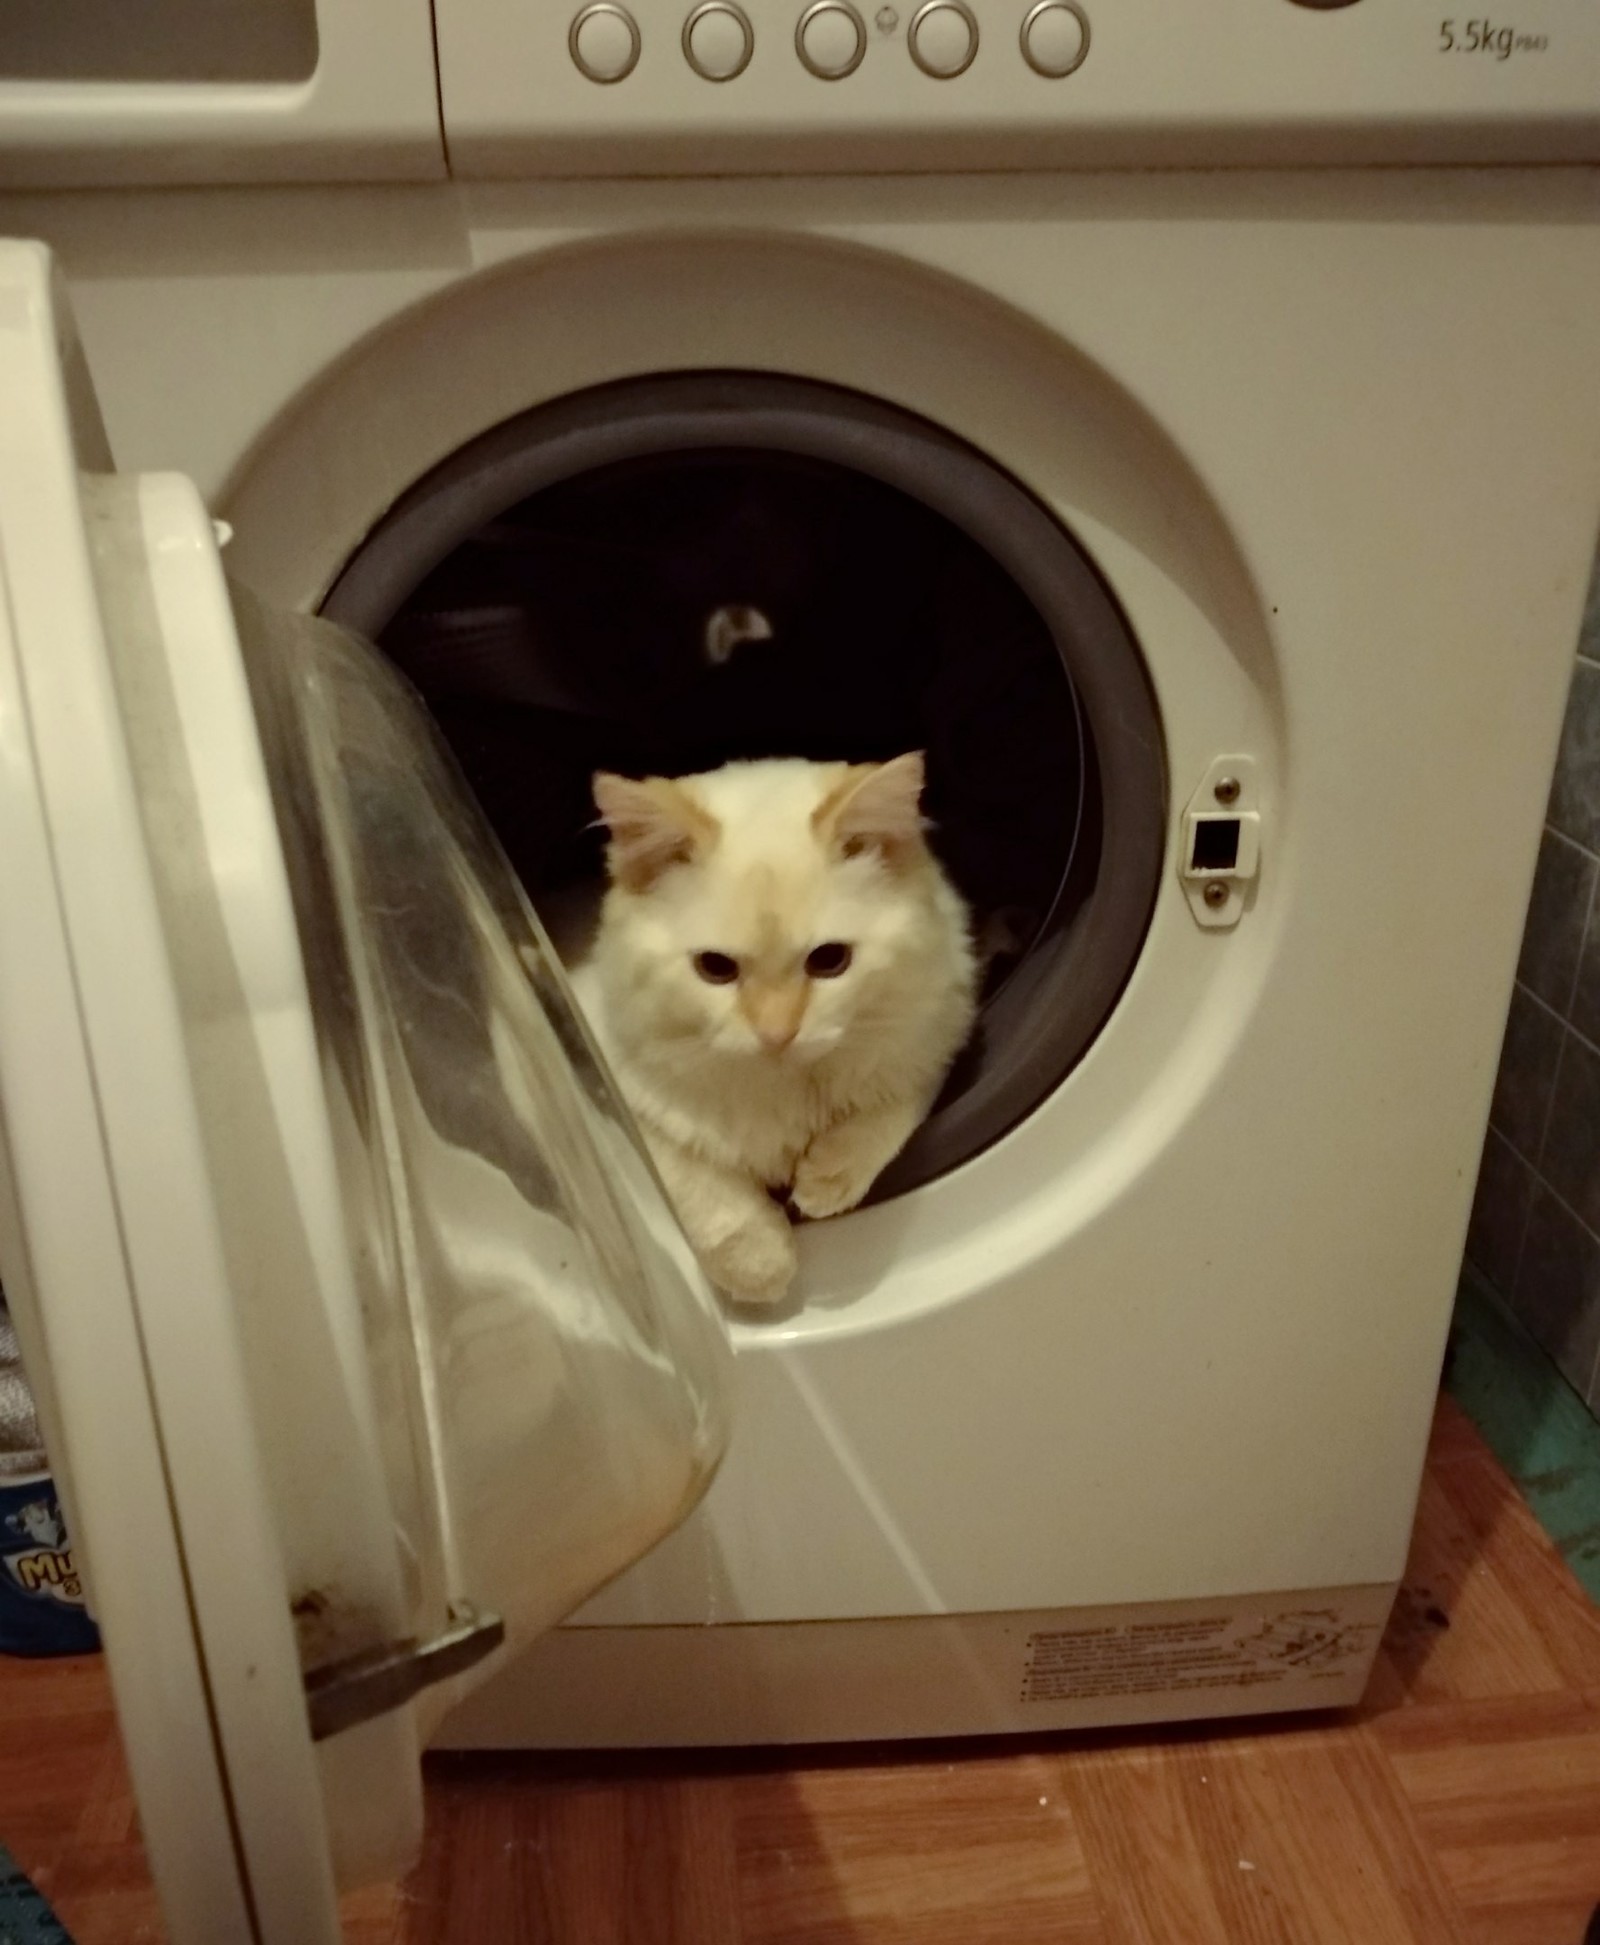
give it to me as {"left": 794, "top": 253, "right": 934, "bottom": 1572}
{"left": 325, "top": 373, "right": 1169, "bottom": 1194}
{"left": 0, "top": 241, "right": 732, "bottom": 1942}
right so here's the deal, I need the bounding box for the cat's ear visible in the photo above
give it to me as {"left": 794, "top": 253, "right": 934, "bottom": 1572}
{"left": 593, "top": 773, "right": 718, "bottom": 891}
{"left": 815, "top": 752, "right": 928, "bottom": 864}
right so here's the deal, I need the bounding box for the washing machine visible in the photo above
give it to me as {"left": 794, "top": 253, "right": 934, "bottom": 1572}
{"left": 3, "top": 1, "right": 1600, "bottom": 1938}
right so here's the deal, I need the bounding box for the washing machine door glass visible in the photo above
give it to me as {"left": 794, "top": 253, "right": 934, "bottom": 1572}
{"left": 0, "top": 241, "right": 732, "bottom": 1942}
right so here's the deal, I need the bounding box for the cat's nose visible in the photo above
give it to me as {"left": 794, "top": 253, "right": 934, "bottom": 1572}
{"left": 742, "top": 983, "right": 807, "bottom": 1052}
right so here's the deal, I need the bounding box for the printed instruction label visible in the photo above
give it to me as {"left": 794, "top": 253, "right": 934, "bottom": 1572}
{"left": 1021, "top": 1607, "right": 1380, "bottom": 1706}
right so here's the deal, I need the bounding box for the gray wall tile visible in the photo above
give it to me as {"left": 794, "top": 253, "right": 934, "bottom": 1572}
{"left": 1466, "top": 1129, "right": 1535, "bottom": 1297}
{"left": 1516, "top": 830, "right": 1598, "bottom": 1013}
{"left": 1579, "top": 545, "right": 1600, "bottom": 663}
{"left": 1488, "top": 984, "right": 1565, "bottom": 1160}
{"left": 1572, "top": 890, "right": 1600, "bottom": 1046}
{"left": 1515, "top": 1184, "right": 1600, "bottom": 1401}
{"left": 1476, "top": 543, "right": 1600, "bottom": 1414}
{"left": 1540, "top": 1028, "right": 1600, "bottom": 1235}
{"left": 1548, "top": 658, "right": 1600, "bottom": 853}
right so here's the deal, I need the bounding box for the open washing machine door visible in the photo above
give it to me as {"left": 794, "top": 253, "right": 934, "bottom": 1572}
{"left": 0, "top": 240, "right": 733, "bottom": 1941}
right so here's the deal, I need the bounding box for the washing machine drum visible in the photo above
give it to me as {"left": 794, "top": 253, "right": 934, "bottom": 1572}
{"left": 325, "top": 375, "right": 1167, "bottom": 1194}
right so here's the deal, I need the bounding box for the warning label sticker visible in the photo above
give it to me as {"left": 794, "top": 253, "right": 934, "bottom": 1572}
{"left": 1020, "top": 1608, "right": 1381, "bottom": 1706}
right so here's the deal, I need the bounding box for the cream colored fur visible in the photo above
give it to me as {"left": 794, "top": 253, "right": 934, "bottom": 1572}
{"left": 568, "top": 754, "right": 976, "bottom": 1305}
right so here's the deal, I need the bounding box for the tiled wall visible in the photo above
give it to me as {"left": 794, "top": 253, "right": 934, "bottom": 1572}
{"left": 1467, "top": 545, "right": 1600, "bottom": 1413}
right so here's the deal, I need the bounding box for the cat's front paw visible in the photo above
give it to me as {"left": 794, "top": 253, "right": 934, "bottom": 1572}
{"left": 702, "top": 1220, "right": 798, "bottom": 1307}
{"left": 791, "top": 1136, "right": 879, "bottom": 1222}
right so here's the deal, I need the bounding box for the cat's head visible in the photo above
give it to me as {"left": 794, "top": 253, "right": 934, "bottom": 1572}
{"left": 591, "top": 754, "right": 940, "bottom": 1063}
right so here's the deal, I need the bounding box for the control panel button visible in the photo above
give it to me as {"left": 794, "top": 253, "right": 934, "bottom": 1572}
{"left": 569, "top": 2, "right": 642, "bottom": 80}
{"left": 1019, "top": 0, "right": 1087, "bottom": 75}
{"left": 908, "top": 0, "right": 977, "bottom": 77}
{"left": 683, "top": 1, "right": 755, "bottom": 77}
{"left": 796, "top": 0, "right": 867, "bottom": 77}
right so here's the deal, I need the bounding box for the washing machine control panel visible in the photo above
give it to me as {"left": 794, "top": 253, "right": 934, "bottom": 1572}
{"left": 435, "top": 0, "right": 1600, "bottom": 174}
{"left": 1, "top": 0, "right": 1597, "bottom": 184}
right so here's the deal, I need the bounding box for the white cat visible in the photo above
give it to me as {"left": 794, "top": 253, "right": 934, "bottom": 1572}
{"left": 568, "top": 753, "right": 977, "bottom": 1305}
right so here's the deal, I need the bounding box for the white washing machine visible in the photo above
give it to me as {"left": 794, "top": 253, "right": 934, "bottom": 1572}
{"left": 3, "top": 1, "right": 1600, "bottom": 1938}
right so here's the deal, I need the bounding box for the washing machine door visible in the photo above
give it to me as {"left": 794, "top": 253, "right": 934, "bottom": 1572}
{"left": 0, "top": 241, "right": 733, "bottom": 1942}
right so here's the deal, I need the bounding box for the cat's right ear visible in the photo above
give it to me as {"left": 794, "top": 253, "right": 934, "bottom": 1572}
{"left": 592, "top": 773, "right": 718, "bottom": 891}
{"left": 815, "top": 752, "right": 929, "bottom": 866}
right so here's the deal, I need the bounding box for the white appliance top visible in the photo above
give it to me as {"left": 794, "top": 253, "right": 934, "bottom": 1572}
{"left": 1, "top": 0, "right": 1598, "bottom": 183}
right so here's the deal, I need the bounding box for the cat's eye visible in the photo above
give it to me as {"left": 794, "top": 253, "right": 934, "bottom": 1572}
{"left": 805, "top": 942, "right": 853, "bottom": 978}
{"left": 692, "top": 951, "right": 740, "bottom": 984}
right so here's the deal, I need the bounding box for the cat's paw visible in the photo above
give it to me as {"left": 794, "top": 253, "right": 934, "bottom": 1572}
{"left": 791, "top": 1137, "right": 878, "bottom": 1222}
{"left": 702, "top": 1221, "right": 798, "bottom": 1307}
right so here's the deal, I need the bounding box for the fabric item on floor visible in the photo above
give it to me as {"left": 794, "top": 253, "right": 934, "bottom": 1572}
{"left": 0, "top": 1841, "right": 73, "bottom": 1943}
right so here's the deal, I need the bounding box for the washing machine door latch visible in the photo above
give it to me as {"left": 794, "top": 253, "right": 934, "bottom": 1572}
{"left": 1179, "top": 756, "right": 1261, "bottom": 930}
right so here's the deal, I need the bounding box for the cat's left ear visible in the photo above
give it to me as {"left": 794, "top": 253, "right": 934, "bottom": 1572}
{"left": 593, "top": 773, "right": 718, "bottom": 891}
{"left": 816, "top": 752, "right": 928, "bottom": 864}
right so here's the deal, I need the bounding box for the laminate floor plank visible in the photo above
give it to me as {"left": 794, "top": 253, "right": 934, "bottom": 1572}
{"left": 737, "top": 1753, "right": 1104, "bottom": 1945}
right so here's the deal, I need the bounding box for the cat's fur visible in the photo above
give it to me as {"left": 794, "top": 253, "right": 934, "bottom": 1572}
{"left": 568, "top": 754, "right": 976, "bottom": 1305}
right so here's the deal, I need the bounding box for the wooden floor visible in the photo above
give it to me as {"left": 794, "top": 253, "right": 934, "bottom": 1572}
{"left": 5, "top": 1396, "right": 1600, "bottom": 1945}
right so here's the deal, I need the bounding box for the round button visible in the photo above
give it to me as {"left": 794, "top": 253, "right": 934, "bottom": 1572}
{"left": 908, "top": 0, "right": 977, "bottom": 76}
{"left": 796, "top": 0, "right": 867, "bottom": 76}
{"left": 569, "top": 3, "right": 641, "bottom": 80}
{"left": 683, "top": 1, "right": 754, "bottom": 77}
{"left": 1019, "top": 0, "right": 1087, "bottom": 75}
